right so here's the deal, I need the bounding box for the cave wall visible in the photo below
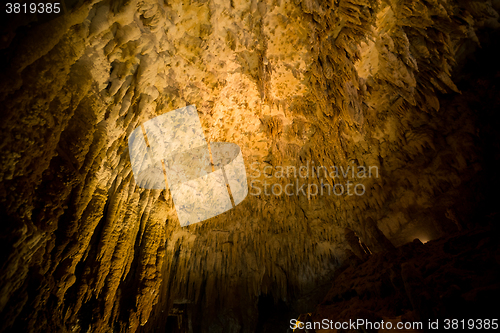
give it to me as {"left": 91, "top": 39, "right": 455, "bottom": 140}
{"left": 0, "top": 0, "right": 499, "bottom": 332}
{"left": 292, "top": 223, "right": 500, "bottom": 333}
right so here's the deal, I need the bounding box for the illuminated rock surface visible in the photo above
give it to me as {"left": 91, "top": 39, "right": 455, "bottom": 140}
{"left": 0, "top": 0, "right": 499, "bottom": 332}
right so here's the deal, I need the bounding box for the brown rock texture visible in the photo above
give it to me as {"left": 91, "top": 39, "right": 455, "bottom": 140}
{"left": 292, "top": 222, "right": 500, "bottom": 333}
{"left": 0, "top": 0, "right": 499, "bottom": 332}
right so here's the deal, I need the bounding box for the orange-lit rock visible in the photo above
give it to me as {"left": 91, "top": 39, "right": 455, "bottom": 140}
{"left": 0, "top": 0, "right": 499, "bottom": 332}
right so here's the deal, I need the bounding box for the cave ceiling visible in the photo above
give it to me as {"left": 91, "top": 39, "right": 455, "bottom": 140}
{"left": 0, "top": 0, "right": 499, "bottom": 332}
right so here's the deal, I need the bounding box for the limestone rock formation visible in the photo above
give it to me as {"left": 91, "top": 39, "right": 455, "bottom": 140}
{"left": 0, "top": 0, "right": 499, "bottom": 332}
{"left": 292, "top": 223, "right": 500, "bottom": 333}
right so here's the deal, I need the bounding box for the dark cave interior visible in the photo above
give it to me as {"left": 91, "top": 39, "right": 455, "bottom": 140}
{"left": 1, "top": 0, "right": 500, "bottom": 332}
